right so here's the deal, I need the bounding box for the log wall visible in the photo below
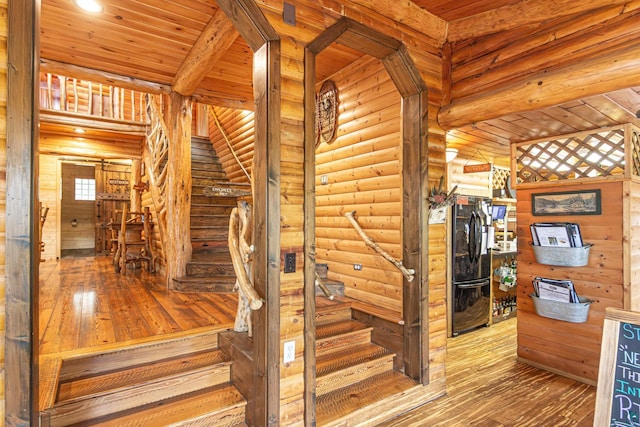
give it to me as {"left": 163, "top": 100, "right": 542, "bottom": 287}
{"left": 208, "top": 106, "right": 254, "bottom": 184}
{"left": 0, "top": 0, "right": 6, "bottom": 418}
{"left": 448, "top": 3, "right": 640, "bottom": 104}
{"left": 516, "top": 181, "right": 626, "bottom": 384}
{"left": 315, "top": 56, "right": 403, "bottom": 314}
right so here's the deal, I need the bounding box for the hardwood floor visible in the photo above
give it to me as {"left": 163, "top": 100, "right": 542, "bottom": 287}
{"left": 379, "top": 319, "right": 597, "bottom": 426}
{"left": 39, "top": 256, "right": 597, "bottom": 425}
{"left": 39, "top": 255, "right": 236, "bottom": 356}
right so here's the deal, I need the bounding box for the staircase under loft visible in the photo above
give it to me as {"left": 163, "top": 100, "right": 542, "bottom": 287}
{"left": 172, "top": 137, "right": 250, "bottom": 292}
{"left": 39, "top": 298, "right": 425, "bottom": 426}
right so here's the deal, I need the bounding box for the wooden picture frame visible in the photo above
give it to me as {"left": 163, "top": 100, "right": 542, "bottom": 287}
{"left": 531, "top": 189, "right": 601, "bottom": 216}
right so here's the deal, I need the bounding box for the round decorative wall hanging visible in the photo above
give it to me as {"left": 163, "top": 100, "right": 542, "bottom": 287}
{"left": 315, "top": 80, "right": 338, "bottom": 147}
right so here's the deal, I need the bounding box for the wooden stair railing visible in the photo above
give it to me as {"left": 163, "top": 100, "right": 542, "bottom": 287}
{"left": 143, "top": 94, "right": 170, "bottom": 273}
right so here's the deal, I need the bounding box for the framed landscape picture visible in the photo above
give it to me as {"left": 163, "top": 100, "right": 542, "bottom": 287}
{"left": 531, "top": 189, "right": 601, "bottom": 216}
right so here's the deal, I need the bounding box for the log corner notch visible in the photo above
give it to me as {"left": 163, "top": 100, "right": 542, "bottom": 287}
{"left": 344, "top": 210, "right": 415, "bottom": 282}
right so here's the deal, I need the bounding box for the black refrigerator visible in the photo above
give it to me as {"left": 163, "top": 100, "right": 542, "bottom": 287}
{"left": 450, "top": 195, "right": 493, "bottom": 336}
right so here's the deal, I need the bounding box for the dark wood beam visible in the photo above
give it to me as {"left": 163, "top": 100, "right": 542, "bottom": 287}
{"left": 172, "top": 9, "right": 239, "bottom": 96}
{"left": 438, "top": 44, "right": 640, "bottom": 130}
{"left": 7, "top": 0, "right": 39, "bottom": 424}
{"left": 448, "top": 0, "right": 631, "bottom": 42}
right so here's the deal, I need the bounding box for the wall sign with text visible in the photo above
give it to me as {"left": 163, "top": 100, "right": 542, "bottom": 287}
{"left": 595, "top": 308, "right": 640, "bottom": 426}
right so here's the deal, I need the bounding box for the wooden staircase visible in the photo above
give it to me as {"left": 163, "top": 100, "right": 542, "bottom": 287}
{"left": 172, "top": 137, "right": 244, "bottom": 292}
{"left": 39, "top": 327, "right": 247, "bottom": 426}
{"left": 39, "top": 299, "right": 423, "bottom": 426}
{"left": 221, "top": 297, "right": 422, "bottom": 426}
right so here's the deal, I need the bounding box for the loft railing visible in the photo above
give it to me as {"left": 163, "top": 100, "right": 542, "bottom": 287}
{"left": 39, "top": 72, "right": 148, "bottom": 123}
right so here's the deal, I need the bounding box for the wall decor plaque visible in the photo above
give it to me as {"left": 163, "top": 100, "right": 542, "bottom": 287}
{"left": 316, "top": 80, "right": 338, "bottom": 147}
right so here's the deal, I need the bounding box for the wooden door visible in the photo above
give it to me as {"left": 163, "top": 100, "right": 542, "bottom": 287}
{"left": 95, "top": 163, "right": 131, "bottom": 255}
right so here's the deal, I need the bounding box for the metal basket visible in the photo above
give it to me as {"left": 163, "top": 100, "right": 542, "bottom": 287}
{"left": 531, "top": 243, "right": 592, "bottom": 267}
{"left": 530, "top": 294, "right": 592, "bottom": 323}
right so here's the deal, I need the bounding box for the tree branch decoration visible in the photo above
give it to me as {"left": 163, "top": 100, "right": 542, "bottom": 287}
{"left": 344, "top": 211, "right": 415, "bottom": 282}
{"left": 229, "top": 201, "right": 262, "bottom": 336}
{"left": 428, "top": 176, "right": 457, "bottom": 210}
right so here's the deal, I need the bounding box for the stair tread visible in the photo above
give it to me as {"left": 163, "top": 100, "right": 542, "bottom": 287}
{"left": 57, "top": 349, "right": 229, "bottom": 402}
{"left": 316, "top": 342, "right": 393, "bottom": 377}
{"left": 316, "top": 371, "right": 419, "bottom": 426}
{"left": 88, "top": 383, "right": 246, "bottom": 427}
{"left": 173, "top": 276, "right": 237, "bottom": 284}
{"left": 316, "top": 319, "right": 369, "bottom": 340}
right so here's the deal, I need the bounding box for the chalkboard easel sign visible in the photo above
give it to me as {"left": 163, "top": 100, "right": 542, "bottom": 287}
{"left": 595, "top": 307, "right": 640, "bottom": 426}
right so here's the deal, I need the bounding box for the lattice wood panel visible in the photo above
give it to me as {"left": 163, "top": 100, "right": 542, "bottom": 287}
{"left": 516, "top": 128, "right": 626, "bottom": 183}
{"left": 632, "top": 129, "right": 640, "bottom": 177}
{"left": 492, "top": 167, "right": 510, "bottom": 191}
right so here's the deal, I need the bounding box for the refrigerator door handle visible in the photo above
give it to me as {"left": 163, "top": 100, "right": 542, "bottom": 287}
{"left": 468, "top": 212, "right": 477, "bottom": 263}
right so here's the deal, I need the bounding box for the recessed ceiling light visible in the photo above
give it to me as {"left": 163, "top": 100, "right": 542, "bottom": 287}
{"left": 74, "top": 0, "right": 103, "bottom": 13}
{"left": 74, "top": 128, "right": 86, "bottom": 134}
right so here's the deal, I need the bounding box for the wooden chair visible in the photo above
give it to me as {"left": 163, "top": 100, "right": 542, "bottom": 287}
{"left": 113, "top": 203, "right": 154, "bottom": 274}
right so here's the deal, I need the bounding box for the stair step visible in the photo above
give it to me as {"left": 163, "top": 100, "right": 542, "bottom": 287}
{"left": 316, "top": 343, "right": 394, "bottom": 396}
{"left": 316, "top": 298, "right": 353, "bottom": 326}
{"left": 192, "top": 194, "right": 239, "bottom": 205}
{"left": 173, "top": 276, "right": 237, "bottom": 293}
{"left": 191, "top": 215, "right": 231, "bottom": 227}
{"left": 57, "top": 349, "right": 229, "bottom": 401}
{"left": 316, "top": 320, "right": 372, "bottom": 357}
{"left": 87, "top": 384, "right": 247, "bottom": 427}
{"left": 218, "top": 331, "right": 255, "bottom": 419}
{"left": 316, "top": 370, "right": 419, "bottom": 427}
{"left": 191, "top": 204, "right": 235, "bottom": 216}
{"left": 186, "top": 261, "right": 235, "bottom": 277}
{"left": 191, "top": 226, "right": 228, "bottom": 240}
{"left": 43, "top": 362, "right": 234, "bottom": 426}
{"left": 192, "top": 240, "right": 230, "bottom": 253}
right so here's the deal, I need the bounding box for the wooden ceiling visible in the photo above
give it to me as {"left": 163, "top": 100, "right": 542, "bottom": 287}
{"left": 39, "top": 0, "right": 640, "bottom": 166}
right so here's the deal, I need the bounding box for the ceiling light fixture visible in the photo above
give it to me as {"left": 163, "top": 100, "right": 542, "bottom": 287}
{"left": 446, "top": 147, "right": 458, "bottom": 163}
{"left": 74, "top": 0, "right": 103, "bottom": 13}
{"left": 74, "top": 128, "right": 86, "bottom": 134}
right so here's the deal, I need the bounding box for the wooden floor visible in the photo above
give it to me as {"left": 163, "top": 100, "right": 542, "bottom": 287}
{"left": 379, "top": 319, "right": 597, "bottom": 426}
{"left": 39, "top": 255, "right": 236, "bottom": 355}
{"left": 39, "top": 256, "right": 596, "bottom": 425}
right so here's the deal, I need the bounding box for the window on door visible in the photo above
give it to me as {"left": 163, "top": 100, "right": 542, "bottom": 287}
{"left": 75, "top": 178, "right": 95, "bottom": 201}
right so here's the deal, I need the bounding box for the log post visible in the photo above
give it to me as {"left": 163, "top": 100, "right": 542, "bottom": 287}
{"left": 164, "top": 91, "right": 192, "bottom": 287}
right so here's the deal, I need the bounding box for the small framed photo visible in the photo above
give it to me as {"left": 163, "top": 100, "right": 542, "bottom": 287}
{"left": 531, "top": 189, "right": 601, "bottom": 216}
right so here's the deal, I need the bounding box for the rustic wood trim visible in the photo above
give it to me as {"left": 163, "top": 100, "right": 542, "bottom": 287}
{"left": 172, "top": 9, "right": 239, "bottom": 96}
{"left": 623, "top": 179, "right": 632, "bottom": 310}
{"left": 448, "top": 0, "right": 631, "bottom": 42}
{"left": 305, "top": 16, "right": 430, "bottom": 387}
{"left": 401, "top": 90, "right": 430, "bottom": 383}
{"left": 217, "top": 1, "right": 281, "bottom": 425}
{"left": 7, "top": 0, "right": 40, "bottom": 424}
{"left": 217, "top": 0, "right": 278, "bottom": 51}
{"left": 303, "top": 46, "right": 318, "bottom": 427}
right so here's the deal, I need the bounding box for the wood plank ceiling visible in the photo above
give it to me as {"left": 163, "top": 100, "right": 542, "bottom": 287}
{"left": 39, "top": 0, "right": 640, "bottom": 166}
